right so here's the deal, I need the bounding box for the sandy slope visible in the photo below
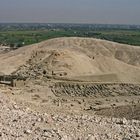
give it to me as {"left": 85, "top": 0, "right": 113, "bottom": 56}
{"left": 1, "top": 37, "right": 140, "bottom": 82}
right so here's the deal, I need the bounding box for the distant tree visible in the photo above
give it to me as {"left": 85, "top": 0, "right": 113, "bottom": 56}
{"left": 15, "top": 43, "right": 22, "bottom": 48}
{"left": 9, "top": 43, "right": 15, "bottom": 48}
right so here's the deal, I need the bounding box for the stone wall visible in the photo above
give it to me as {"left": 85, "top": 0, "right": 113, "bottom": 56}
{"left": 0, "top": 75, "right": 27, "bottom": 87}
{"left": 11, "top": 79, "right": 26, "bottom": 87}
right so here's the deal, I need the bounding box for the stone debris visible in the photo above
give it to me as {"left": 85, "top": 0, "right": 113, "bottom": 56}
{"left": 87, "top": 135, "right": 97, "bottom": 140}
{"left": 0, "top": 92, "right": 139, "bottom": 140}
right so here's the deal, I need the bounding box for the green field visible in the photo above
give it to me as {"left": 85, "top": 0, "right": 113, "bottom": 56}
{"left": 1, "top": 29, "right": 140, "bottom": 47}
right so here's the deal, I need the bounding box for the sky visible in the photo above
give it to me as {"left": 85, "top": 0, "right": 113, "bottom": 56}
{"left": 0, "top": 0, "right": 139, "bottom": 25}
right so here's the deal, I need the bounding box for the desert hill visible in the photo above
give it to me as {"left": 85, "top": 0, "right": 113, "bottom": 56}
{"left": 1, "top": 37, "right": 140, "bottom": 82}
{"left": 1, "top": 37, "right": 140, "bottom": 139}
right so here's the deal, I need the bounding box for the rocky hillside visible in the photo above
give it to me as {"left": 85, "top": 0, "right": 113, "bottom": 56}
{"left": 0, "top": 91, "right": 140, "bottom": 140}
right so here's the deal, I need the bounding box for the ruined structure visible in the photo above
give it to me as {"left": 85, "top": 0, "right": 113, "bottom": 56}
{"left": 0, "top": 74, "right": 27, "bottom": 87}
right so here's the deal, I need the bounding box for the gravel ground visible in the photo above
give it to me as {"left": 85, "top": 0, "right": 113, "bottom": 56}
{"left": 0, "top": 91, "right": 140, "bottom": 140}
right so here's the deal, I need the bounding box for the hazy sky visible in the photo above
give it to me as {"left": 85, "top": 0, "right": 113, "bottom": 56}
{"left": 0, "top": 0, "right": 140, "bottom": 24}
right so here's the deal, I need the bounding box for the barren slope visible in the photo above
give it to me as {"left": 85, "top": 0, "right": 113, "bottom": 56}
{"left": 1, "top": 37, "right": 140, "bottom": 82}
